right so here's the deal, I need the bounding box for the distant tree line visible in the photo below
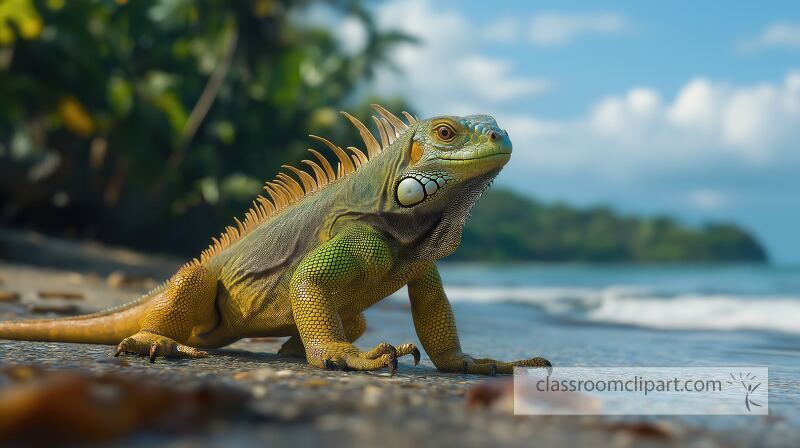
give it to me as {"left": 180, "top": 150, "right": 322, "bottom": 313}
{"left": 452, "top": 189, "right": 768, "bottom": 263}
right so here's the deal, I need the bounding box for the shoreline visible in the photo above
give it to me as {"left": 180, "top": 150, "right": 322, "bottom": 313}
{"left": 0, "top": 232, "right": 796, "bottom": 446}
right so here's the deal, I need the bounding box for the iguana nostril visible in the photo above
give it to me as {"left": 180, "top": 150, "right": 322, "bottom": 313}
{"left": 489, "top": 131, "right": 497, "bottom": 141}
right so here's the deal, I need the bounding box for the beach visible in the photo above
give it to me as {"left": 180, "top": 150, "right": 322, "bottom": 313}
{"left": 0, "top": 229, "right": 797, "bottom": 447}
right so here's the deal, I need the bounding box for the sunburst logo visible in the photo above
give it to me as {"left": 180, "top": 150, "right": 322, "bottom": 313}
{"left": 727, "top": 371, "right": 763, "bottom": 412}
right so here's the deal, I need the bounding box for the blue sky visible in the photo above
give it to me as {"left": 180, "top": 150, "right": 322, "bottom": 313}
{"left": 330, "top": 0, "right": 800, "bottom": 262}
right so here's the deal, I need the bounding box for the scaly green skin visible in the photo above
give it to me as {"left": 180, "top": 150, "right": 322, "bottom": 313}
{"left": 0, "top": 107, "right": 550, "bottom": 375}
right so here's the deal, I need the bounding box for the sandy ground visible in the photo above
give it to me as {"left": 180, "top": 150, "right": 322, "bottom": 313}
{"left": 0, "top": 228, "right": 791, "bottom": 447}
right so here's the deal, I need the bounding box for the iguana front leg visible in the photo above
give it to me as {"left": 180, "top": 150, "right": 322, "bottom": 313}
{"left": 408, "top": 262, "right": 550, "bottom": 375}
{"left": 290, "top": 226, "right": 419, "bottom": 374}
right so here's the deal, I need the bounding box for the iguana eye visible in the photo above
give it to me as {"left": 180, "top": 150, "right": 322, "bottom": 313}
{"left": 434, "top": 124, "right": 456, "bottom": 142}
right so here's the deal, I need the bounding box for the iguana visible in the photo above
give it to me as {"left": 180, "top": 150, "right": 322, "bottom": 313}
{"left": 0, "top": 105, "right": 550, "bottom": 375}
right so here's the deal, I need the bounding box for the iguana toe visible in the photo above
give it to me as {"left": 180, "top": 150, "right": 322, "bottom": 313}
{"left": 456, "top": 356, "right": 545, "bottom": 375}
{"left": 361, "top": 341, "right": 419, "bottom": 368}
{"left": 149, "top": 344, "right": 159, "bottom": 363}
{"left": 514, "top": 356, "right": 552, "bottom": 375}
{"left": 394, "top": 343, "right": 420, "bottom": 366}
{"left": 361, "top": 341, "right": 397, "bottom": 359}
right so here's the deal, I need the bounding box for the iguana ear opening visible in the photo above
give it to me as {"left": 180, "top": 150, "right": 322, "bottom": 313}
{"left": 410, "top": 140, "right": 423, "bottom": 164}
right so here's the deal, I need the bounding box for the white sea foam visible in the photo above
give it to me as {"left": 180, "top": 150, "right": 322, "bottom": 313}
{"left": 441, "top": 285, "right": 800, "bottom": 334}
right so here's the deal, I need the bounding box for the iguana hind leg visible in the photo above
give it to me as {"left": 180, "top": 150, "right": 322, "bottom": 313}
{"left": 115, "top": 263, "right": 217, "bottom": 363}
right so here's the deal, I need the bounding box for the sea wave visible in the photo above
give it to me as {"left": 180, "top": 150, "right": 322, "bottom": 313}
{"left": 442, "top": 285, "right": 800, "bottom": 334}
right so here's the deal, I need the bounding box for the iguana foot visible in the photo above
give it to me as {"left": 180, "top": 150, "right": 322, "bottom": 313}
{"left": 309, "top": 341, "right": 419, "bottom": 375}
{"left": 466, "top": 356, "right": 551, "bottom": 375}
{"left": 437, "top": 354, "right": 551, "bottom": 375}
{"left": 114, "top": 331, "right": 208, "bottom": 363}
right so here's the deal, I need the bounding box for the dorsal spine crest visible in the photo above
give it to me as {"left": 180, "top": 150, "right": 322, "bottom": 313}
{"left": 189, "top": 104, "right": 414, "bottom": 266}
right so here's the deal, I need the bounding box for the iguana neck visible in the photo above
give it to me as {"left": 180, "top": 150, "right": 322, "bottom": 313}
{"left": 326, "top": 137, "right": 497, "bottom": 261}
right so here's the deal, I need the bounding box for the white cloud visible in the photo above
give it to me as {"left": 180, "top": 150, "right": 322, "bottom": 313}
{"left": 503, "top": 72, "right": 800, "bottom": 177}
{"left": 668, "top": 78, "right": 723, "bottom": 131}
{"left": 590, "top": 88, "right": 662, "bottom": 142}
{"left": 455, "top": 57, "right": 551, "bottom": 102}
{"left": 483, "top": 17, "right": 519, "bottom": 43}
{"left": 529, "top": 12, "right": 627, "bottom": 46}
{"left": 293, "top": 3, "right": 367, "bottom": 54}
{"left": 687, "top": 189, "right": 730, "bottom": 211}
{"left": 337, "top": 16, "right": 368, "bottom": 54}
{"left": 372, "top": 0, "right": 551, "bottom": 115}
{"left": 740, "top": 23, "right": 800, "bottom": 52}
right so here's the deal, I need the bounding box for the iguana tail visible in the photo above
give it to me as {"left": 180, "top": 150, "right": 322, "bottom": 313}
{"left": 0, "top": 285, "right": 162, "bottom": 345}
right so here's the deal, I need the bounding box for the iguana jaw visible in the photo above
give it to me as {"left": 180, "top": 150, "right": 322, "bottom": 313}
{"left": 433, "top": 138, "right": 511, "bottom": 182}
{"left": 437, "top": 151, "right": 511, "bottom": 174}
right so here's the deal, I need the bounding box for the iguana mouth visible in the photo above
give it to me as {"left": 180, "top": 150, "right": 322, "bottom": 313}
{"left": 439, "top": 152, "right": 511, "bottom": 162}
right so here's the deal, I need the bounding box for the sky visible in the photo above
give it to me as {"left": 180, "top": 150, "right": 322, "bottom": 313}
{"left": 329, "top": 0, "right": 800, "bottom": 263}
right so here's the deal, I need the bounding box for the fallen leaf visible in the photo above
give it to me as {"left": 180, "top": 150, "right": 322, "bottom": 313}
{"left": 27, "top": 303, "right": 81, "bottom": 315}
{"left": 36, "top": 290, "right": 84, "bottom": 300}
{"left": 0, "top": 365, "right": 248, "bottom": 444}
{"left": 0, "top": 291, "right": 20, "bottom": 302}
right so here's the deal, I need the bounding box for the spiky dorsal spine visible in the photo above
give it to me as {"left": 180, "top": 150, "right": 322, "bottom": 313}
{"left": 184, "top": 104, "right": 417, "bottom": 267}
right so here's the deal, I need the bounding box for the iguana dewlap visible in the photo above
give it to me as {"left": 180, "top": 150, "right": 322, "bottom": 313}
{"left": 0, "top": 105, "right": 550, "bottom": 375}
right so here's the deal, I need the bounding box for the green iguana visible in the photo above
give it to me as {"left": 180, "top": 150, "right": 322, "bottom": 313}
{"left": 0, "top": 105, "right": 550, "bottom": 375}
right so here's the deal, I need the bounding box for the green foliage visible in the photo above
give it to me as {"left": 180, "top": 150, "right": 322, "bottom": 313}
{"left": 454, "top": 189, "right": 768, "bottom": 263}
{"left": 0, "top": 0, "right": 411, "bottom": 253}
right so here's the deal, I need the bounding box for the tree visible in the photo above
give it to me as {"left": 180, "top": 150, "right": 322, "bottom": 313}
{"left": 0, "top": 0, "right": 412, "bottom": 254}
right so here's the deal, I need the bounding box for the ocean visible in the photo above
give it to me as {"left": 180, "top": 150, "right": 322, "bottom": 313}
{"left": 363, "top": 264, "right": 800, "bottom": 426}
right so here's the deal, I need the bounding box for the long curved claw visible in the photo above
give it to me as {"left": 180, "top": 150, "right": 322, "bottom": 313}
{"left": 323, "top": 359, "right": 339, "bottom": 371}
{"left": 539, "top": 358, "right": 553, "bottom": 376}
{"left": 149, "top": 344, "right": 159, "bottom": 363}
{"left": 114, "top": 345, "right": 124, "bottom": 357}
{"left": 411, "top": 347, "right": 421, "bottom": 366}
{"left": 388, "top": 356, "right": 398, "bottom": 376}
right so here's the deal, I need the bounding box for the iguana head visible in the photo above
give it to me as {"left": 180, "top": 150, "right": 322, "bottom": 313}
{"left": 392, "top": 114, "right": 512, "bottom": 209}
{"left": 348, "top": 111, "right": 511, "bottom": 259}
{"left": 309, "top": 106, "right": 513, "bottom": 259}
